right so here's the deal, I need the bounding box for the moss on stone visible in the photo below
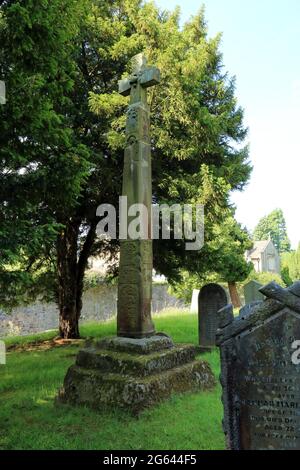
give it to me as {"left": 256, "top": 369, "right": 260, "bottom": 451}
{"left": 76, "top": 344, "right": 197, "bottom": 377}
{"left": 58, "top": 340, "right": 216, "bottom": 414}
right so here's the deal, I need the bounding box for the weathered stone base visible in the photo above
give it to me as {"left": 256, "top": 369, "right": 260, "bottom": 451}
{"left": 58, "top": 335, "right": 216, "bottom": 414}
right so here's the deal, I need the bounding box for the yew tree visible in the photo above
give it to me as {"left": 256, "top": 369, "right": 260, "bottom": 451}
{"left": 207, "top": 213, "right": 253, "bottom": 307}
{"left": 0, "top": 0, "right": 251, "bottom": 337}
{"left": 170, "top": 208, "right": 253, "bottom": 308}
{"left": 253, "top": 209, "right": 291, "bottom": 253}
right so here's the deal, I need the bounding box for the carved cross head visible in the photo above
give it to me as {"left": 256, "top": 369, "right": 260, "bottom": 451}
{"left": 118, "top": 53, "right": 160, "bottom": 98}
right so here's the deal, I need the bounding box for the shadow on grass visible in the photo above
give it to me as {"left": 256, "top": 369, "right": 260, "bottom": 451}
{"left": 0, "top": 313, "right": 225, "bottom": 450}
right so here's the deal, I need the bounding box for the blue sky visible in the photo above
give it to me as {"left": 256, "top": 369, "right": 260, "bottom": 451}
{"left": 155, "top": 0, "right": 300, "bottom": 248}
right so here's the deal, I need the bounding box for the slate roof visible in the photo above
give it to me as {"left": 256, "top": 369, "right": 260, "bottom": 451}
{"left": 247, "top": 240, "right": 271, "bottom": 259}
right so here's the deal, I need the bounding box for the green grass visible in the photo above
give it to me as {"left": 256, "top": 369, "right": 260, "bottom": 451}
{"left": 0, "top": 311, "right": 225, "bottom": 450}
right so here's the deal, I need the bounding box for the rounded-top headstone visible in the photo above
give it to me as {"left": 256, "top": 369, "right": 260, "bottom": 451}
{"left": 198, "top": 283, "right": 228, "bottom": 351}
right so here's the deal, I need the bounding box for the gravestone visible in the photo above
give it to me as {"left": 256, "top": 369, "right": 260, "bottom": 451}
{"left": 58, "top": 54, "right": 215, "bottom": 413}
{"left": 238, "top": 301, "right": 263, "bottom": 320}
{"left": 190, "top": 289, "right": 200, "bottom": 313}
{"left": 217, "top": 281, "right": 300, "bottom": 450}
{"left": 244, "top": 280, "right": 264, "bottom": 304}
{"left": 0, "top": 341, "right": 6, "bottom": 365}
{"left": 198, "top": 283, "right": 228, "bottom": 352}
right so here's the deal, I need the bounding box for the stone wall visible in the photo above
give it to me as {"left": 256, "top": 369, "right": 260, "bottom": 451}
{"left": 0, "top": 284, "right": 186, "bottom": 337}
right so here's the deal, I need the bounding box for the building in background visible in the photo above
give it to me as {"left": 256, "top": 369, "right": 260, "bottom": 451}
{"left": 246, "top": 239, "right": 280, "bottom": 274}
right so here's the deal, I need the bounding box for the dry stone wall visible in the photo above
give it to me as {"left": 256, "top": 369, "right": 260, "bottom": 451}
{"left": 0, "top": 284, "right": 186, "bottom": 337}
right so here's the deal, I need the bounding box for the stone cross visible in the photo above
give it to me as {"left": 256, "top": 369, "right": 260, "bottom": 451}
{"left": 117, "top": 54, "right": 160, "bottom": 338}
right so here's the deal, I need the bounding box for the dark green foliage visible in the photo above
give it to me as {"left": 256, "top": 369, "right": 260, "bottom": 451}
{"left": 205, "top": 214, "right": 253, "bottom": 284}
{"left": 253, "top": 209, "right": 291, "bottom": 253}
{"left": 281, "top": 265, "right": 293, "bottom": 287}
{"left": 281, "top": 243, "right": 300, "bottom": 282}
{"left": 171, "top": 212, "right": 253, "bottom": 304}
{"left": 0, "top": 0, "right": 90, "bottom": 307}
{"left": 0, "top": 0, "right": 251, "bottom": 336}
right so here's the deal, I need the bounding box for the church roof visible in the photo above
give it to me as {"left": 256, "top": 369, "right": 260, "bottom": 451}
{"left": 247, "top": 240, "right": 272, "bottom": 259}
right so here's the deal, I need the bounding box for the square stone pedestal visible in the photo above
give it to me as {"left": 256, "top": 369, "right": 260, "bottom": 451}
{"left": 58, "top": 335, "right": 215, "bottom": 414}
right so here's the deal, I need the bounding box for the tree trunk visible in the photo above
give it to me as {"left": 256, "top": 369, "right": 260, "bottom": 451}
{"left": 57, "top": 220, "right": 80, "bottom": 339}
{"left": 56, "top": 217, "right": 98, "bottom": 339}
{"left": 76, "top": 219, "right": 98, "bottom": 321}
{"left": 228, "top": 281, "right": 241, "bottom": 309}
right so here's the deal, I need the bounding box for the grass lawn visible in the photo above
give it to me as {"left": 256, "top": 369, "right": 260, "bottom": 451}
{"left": 0, "top": 311, "right": 225, "bottom": 450}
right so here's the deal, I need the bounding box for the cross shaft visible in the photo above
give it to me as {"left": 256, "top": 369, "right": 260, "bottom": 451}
{"left": 117, "top": 54, "right": 160, "bottom": 338}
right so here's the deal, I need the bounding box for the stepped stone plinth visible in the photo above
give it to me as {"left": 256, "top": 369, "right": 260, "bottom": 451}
{"left": 58, "top": 335, "right": 215, "bottom": 414}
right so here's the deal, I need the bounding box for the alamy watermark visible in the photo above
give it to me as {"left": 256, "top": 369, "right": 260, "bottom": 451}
{"left": 0, "top": 341, "right": 6, "bottom": 365}
{"left": 96, "top": 197, "right": 204, "bottom": 251}
{"left": 291, "top": 340, "right": 300, "bottom": 365}
{"left": 0, "top": 80, "right": 6, "bottom": 105}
